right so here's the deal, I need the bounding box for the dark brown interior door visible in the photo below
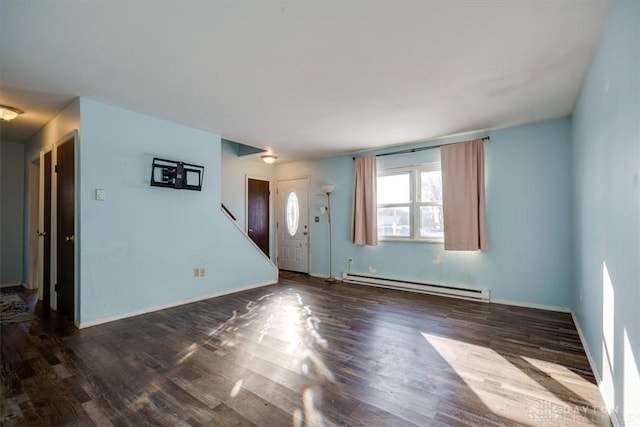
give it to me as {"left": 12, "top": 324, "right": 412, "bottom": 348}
{"left": 56, "top": 138, "right": 75, "bottom": 321}
{"left": 247, "top": 178, "right": 270, "bottom": 257}
{"left": 43, "top": 151, "right": 52, "bottom": 307}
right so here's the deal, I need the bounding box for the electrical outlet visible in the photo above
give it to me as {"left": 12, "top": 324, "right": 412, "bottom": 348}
{"left": 348, "top": 257, "right": 354, "bottom": 264}
{"left": 193, "top": 268, "right": 200, "bottom": 277}
{"left": 199, "top": 268, "right": 206, "bottom": 277}
{"left": 341, "top": 272, "right": 348, "bottom": 279}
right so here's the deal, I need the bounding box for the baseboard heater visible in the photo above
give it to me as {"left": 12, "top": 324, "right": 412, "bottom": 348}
{"left": 343, "top": 274, "right": 490, "bottom": 302}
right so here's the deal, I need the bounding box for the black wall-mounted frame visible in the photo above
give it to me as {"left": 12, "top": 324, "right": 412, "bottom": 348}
{"left": 150, "top": 157, "right": 204, "bottom": 191}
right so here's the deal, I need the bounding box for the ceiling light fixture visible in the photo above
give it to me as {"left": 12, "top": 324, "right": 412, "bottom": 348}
{"left": 261, "top": 155, "right": 277, "bottom": 164}
{"left": 0, "top": 105, "right": 24, "bottom": 122}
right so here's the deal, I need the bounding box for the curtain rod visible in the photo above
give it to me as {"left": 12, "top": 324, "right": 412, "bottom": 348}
{"left": 352, "top": 135, "right": 490, "bottom": 160}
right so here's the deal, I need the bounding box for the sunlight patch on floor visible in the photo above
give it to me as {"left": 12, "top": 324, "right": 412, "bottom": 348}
{"left": 230, "top": 378, "right": 243, "bottom": 398}
{"left": 177, "top": 342, "right": 199, "bottom": 365}
{"left": 422, "top": 332, "right": 600, "bottom": 425}
{"left": 292, "top": 387, "right": 338, "bottom": 427}
{"left": 202, "top": 290, "right": 336, "bottom": 425}
{"left": 284, "top": 302, "right": 304, "bottom": 353}
{"left": 521, "top": 356, "right": 601, "bottom": 407}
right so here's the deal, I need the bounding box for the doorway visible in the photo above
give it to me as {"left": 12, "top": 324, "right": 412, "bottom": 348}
{"left": 28, "top": 159, "right": 40, "bottom": 291}
{"left": 42, "top": 151, "right": 52, "bottom": 307}
{"left": 277, "top": 178, "right": 309, "bottom": 273}
{"left": 56, "top": 137, "right": 75, "bottom": 321}
{"left": 246, "top": 177, "right": 270, "bottom": 258}
{"left": 28, "top": 150, "right": 53, "bottom": 307}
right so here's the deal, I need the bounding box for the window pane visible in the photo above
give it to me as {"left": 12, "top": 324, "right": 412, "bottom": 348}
{"left": 286, "top": 192, "right": 299, "bottom": 236}
{"left": 377, "top": 207, "right": 410, "bottom": 237}
{"left": 419, "top": 205, "right": 444, "bottom": 239}
{"left": 420, "top": 171, "right": 442, "bottom": 202}
{"left": 377, "top": 173, "right": 411, "bottom": 204}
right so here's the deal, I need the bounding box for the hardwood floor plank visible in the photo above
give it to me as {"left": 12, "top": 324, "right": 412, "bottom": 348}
{"left": 1, "top": 280, "right": 611, "bottom": 426}
{"left": 207, "top": 402, "right": 257, "bottom": 427}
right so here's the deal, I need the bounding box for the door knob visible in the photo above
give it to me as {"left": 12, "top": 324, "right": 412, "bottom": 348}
{"left": 65, "top": 235, "right": 75, "bottom": 242}
{"left": 303, "top": 231, "right": 308, "bottom": 235}
{"left": 37, "top": 230, "right": 47, "bottom": 237}
{"left": 249, "top": 228, "right": 254, "bottom": 233}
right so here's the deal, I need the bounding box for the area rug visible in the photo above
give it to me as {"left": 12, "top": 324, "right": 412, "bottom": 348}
{"left": 0, "top": 290, "right": 35, "bottom": 326}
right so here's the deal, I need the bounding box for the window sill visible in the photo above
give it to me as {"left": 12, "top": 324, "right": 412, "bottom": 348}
{"left": 379, "top": 237, "right": 444, "bottom": 244}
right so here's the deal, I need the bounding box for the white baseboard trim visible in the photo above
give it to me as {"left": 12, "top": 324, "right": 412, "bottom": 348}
{"left": 0, "top": 282, "right": 25, "bottom": 289}
{"left": 490, "top": 298, "right": 571, "bottom": 313}
{"left": 345, "top": 274, "right": 490, "bottom": 303}
{"left": 570, "top": 310, "right": 621, "bottom": 427}
{"left": 77, "top": 280, "right": 278, "bottom": 329}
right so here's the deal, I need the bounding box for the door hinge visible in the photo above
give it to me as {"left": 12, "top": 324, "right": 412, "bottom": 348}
{"left": 54, "top": 283, "right": 59, "bottom": 291}
{"left": 54, "top": 165, "right": 59, "bottom": 173}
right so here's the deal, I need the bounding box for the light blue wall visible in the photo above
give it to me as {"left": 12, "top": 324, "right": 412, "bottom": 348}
{"left": 276, "top": 117, "right": 573, "bottom": 308}
{"left": 221, "top": 140, "right": 276, "bottom": 260}
{"left": 1, "top": 141, "right": 25, "bottom": 284}
{"left": 572, "top": 0, "right": 639, "bottom": 424}
{"left": 78, "top": 98, "right": 277, "bottom": 325}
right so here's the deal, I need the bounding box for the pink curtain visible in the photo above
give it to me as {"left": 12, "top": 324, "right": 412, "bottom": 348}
{"left": 352, "top": 156, "right": 378, "bottom": 246}
{"left": 441, "top": 139, "right": 488, "bottom": 251}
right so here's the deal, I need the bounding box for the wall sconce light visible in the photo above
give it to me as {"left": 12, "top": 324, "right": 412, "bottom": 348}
{"left": 0, "top": 105, "right": 24, "bottom": 122}
{"left": 261, "top": 155, "right": 277, "bottom": 164}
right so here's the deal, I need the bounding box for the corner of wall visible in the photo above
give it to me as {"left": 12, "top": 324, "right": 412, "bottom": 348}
{"left": 570, "top": 0, "right": 640, "bottom": 424}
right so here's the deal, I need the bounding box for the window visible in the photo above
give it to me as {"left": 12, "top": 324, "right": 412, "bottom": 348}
{"left": 286, "top": 191, "right": 299, "bottom": 236}
{"left": 377, "top": 163, "right": 444, "bottom": 242}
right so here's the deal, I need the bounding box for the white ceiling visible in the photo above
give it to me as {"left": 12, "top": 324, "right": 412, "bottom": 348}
{"left": 0, "top": 0, "right": 611, "bottom": 160}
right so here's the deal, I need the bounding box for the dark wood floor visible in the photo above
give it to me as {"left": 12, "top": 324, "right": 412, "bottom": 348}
{"left": 1, "top": 276, "right": 610, "bottom": 426}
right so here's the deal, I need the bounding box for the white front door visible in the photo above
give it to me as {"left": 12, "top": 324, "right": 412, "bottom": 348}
{"left": 277, "top": 178, "right": 309, "bottom": 273}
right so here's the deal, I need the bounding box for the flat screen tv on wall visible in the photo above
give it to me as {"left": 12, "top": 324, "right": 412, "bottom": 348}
{"left": 150, "top": 157, "right": 204, "bottom": 191}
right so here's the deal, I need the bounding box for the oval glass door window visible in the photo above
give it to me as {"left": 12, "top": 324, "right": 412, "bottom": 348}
{"left": 286, "top": 192, "right": 300, "bottom": 236}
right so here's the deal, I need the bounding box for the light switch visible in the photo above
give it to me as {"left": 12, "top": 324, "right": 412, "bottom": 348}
{"left": 96, "top": 189, "right": 105, "bottom": 201}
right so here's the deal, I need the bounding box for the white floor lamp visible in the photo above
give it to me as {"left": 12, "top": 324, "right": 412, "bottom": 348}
{"left": 321, "top": 185, "right": 337, "bottom": 283}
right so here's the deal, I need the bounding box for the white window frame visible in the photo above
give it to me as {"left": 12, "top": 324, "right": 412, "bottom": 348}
{"left": 377, "top": 162, "right": 443, "bottom": 243}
